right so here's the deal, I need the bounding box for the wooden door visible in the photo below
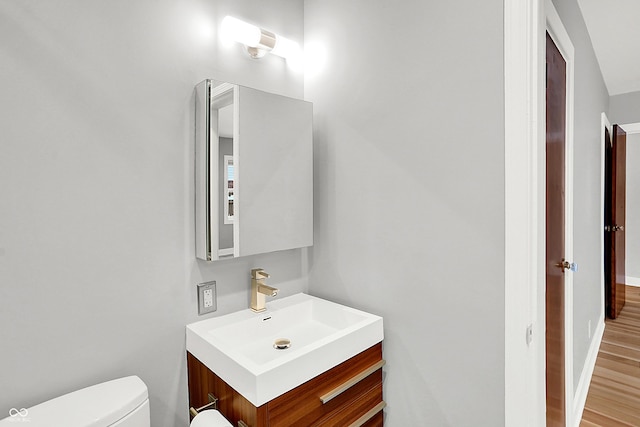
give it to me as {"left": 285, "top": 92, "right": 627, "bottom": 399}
{"left": 545, "top": 32, "right": 566, "bottom": 427}
{"left": 605, "top": 125, "right": 627, "bottom": 318}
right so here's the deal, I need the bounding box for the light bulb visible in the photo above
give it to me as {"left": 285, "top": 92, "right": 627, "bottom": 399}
{"left": 220, "top": 16, "right": 303, "bottom": 63}
{"left": 271, "top": 35, "right": 301, "bottom": 59}
{"left": 221, "top": 16, "right": 261, "bottom": 47}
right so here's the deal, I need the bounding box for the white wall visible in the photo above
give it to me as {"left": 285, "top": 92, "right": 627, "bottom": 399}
{"left": 0, "top": 1, "right": 307, "bottom": 426}
{"left": 551, "top": 0, "right": 610, "bottom": 395}
{"left": 304, "top": 1, "right": 506, "bottom": 425}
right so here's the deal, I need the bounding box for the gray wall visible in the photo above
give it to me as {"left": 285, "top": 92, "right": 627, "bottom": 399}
{"left": 304, "top": 1, "right": 506, "bottom": 425}
{"left": 626, "top": 133, "right": 640, "bottom": 279}
{"left": 552, "top": 0, "right": 610, "bottom": 393}
{"left": 0, "top": 2, "right": 307, "bottom": 426}
{"left": 610, "top": 91, "right": 640, "bottom": 124}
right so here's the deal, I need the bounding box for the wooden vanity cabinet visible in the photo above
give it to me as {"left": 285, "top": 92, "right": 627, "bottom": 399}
{"left": 187, "top": 342, "right": 384, "bottom": 427}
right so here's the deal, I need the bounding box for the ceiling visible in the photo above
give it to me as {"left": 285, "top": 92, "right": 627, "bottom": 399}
{"left": 578, "top": 0, "right": 640, "bottom": 96}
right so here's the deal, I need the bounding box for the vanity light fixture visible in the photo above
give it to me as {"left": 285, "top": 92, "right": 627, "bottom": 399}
{"left": 221, "top": 16, "right": 300, "bottom": 60}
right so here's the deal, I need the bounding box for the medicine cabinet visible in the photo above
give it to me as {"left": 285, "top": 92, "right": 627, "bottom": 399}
{"left": 195, "top": 80, "right": 313, "bottom": 261}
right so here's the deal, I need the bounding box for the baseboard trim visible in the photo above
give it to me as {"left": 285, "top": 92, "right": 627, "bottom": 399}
{"left": 626, "top": 276, "right": 640, "bottom": 287}
{"left": 572, "top": 316, "right": 605, "bottom": 427}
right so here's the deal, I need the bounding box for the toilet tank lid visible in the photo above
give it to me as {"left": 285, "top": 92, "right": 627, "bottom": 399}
{"left": 0, "top": 376, "right": 148, "bottom": 427}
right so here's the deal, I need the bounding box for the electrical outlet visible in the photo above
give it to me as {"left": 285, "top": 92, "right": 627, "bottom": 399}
{"left": 203, "top": 289, "right": 213, "bottom": 308}
{"left": 197, "top": 281, "right": 217, "bottom": 315}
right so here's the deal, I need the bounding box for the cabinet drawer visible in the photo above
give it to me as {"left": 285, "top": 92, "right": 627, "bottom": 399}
{"left": 359, "top": 410, "right": 384, "bottom": 427}
{"left": 267, "top": 343, "right": 383, "bottom": 426}
{"left": 316, "top": 383, "right": 383, "bottom": 426}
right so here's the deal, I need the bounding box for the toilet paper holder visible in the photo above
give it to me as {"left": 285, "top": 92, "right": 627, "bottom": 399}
{"left": 189, "top": 393, "right": 218, "bottom": 417}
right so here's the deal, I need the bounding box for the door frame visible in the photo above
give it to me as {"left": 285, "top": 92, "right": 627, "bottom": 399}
{"left": 504, "top": 0, "right": 575, "bottom": 425}
{"left": 504, "top": 1, "right": 545, "bottom": 424}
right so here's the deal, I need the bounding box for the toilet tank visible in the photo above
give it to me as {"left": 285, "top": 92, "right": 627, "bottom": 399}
{"left": 0, "top": 376, "right": 150, "bottom": 427}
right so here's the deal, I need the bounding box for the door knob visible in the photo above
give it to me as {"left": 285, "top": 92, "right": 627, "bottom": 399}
{"left": 556, "top": 259, "right": 577, "bottom": 272}
{"left": 613, "top": 225, "right": 624, "bottom": 232}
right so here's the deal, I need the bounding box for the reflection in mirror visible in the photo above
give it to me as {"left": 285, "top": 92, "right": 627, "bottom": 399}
{"left": 224, "top": 155, "right": 234, "bottom": 224}
{"left": 195, "top": 79, "right": 313, "bottom": 261}
{"left": 219, "top": 102, "right": 234, "bottom": 227}
{"left": 214, "top": 89, "right": 234, "bottom": 257}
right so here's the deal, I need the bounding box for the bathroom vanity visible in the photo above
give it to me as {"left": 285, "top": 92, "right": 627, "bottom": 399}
{"left": 187, "top": 343, "right": 384, "bottom": 426}
{"left": 185, "top": 294, "right": 385, "bottom": 426}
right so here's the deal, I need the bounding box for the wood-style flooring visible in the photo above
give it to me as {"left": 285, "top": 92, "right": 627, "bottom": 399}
{"left": 581, "top": 286, "right": 640, "bottom": 426}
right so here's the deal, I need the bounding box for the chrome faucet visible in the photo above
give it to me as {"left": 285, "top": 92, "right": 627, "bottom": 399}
{"left": 250, "top": 268, "right": 278, "bottom": 312}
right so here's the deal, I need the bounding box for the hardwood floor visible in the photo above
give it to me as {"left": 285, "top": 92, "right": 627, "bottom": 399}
{"left": 581, "top": 286, "right": 640, "bottom": 426}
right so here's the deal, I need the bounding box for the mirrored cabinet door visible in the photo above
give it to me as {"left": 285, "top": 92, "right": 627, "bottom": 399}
{"left": 195, "top": 80, "right": 313, "bottom": 261}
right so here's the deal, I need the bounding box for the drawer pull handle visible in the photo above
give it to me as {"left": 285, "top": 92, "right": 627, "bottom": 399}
{"left": 320, "top": 359, "right": 386, "bottom": 404}
{"left": 348, "top": 401, "right": 386, "bottom": 427}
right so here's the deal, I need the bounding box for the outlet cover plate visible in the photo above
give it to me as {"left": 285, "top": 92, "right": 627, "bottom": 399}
{"left": 198, "top": 281, "right": 217, "bottom": 315}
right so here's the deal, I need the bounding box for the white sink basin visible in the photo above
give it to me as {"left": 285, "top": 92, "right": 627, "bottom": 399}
{"left": 186, "top": 293, "right": 383, "bottom": 406}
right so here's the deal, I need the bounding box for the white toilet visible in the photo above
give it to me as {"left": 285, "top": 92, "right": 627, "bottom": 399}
{"left": 0, "top": 376, "right": 149, "bottom": 427}
{"left": 0, "top": 375, "right": 232, "bottom": 427}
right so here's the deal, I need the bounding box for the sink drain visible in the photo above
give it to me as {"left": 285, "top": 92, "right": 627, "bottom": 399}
{"left": 273, "top": 338, "right": 291, "bottom": 350}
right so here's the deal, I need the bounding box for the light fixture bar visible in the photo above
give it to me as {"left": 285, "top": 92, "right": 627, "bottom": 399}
{"left": 221, "top": 16, "right": 300, "bottom": 60}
